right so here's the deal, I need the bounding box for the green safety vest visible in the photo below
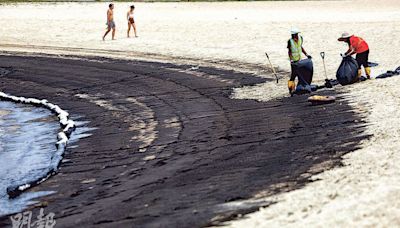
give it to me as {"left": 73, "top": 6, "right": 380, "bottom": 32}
{"left": 289, "top": 36, "right": 303, "bottom": 62}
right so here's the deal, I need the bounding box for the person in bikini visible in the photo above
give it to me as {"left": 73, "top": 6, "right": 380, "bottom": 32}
{"left": 127, "top": 5, "right": 138, "bottom": 38}
{"left": 103, "top": 3, "right": 116, "bottom": 41}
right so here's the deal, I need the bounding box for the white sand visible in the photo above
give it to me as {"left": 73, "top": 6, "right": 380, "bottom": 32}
{"left": 226, "top": 77, "right": 400, "bottom": 228}
{"left": 1, "top": 0, "right": 399, "bottom": 100}
{"left": 1, "top": 0, "right": 400, "bottom": 226}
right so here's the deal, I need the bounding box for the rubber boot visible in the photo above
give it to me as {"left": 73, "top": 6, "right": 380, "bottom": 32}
{"left": 365, "top": 67, "right": 371, "bottom": 79}
{"left": 288, "top": 80, "right": 295, "bottom": 94}
{"left": 358, "top": 69, "right": 362, "bottom": 80}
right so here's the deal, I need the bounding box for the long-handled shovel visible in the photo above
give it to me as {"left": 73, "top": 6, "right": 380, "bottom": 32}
{"left": 265, "top": 52, "right": 279, "bottom": 83}
{"left": 320, "top": 52, "right": 332, "bottom": 88}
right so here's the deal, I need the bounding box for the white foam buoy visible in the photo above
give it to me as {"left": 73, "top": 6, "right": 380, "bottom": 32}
{"left": 0, "top": 91, "right": 77, "bottom": 197}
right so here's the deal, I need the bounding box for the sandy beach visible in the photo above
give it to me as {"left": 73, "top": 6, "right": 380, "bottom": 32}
{"left": 0, "top": 54, "right": 367, "bottom": 227}
{"left": 0, "top": 0, "right": 400, "bottom": 227}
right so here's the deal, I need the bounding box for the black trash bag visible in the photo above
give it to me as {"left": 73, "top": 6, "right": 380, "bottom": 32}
{"left": 376, "top": 66, "right": 400, "bottom": 79}
{"left": 290, "top": 58, "right": 314, "bottom": 96}
{"left": 376, "top": 72, "right": 395, "bottom": 79}
{"left": 336, "top": 56, "right": 359, "bottom": 85}
{"left": 368, "top": 62, "right": 379, "bottom": 67}
{"left": 324, "top": 79, "right": 339, "bottom": 88}
{"left": 293, "top": 58, "right": 313, "bottom": 86}
{"left": 293, "top": 84, "right": 318, "bottom": 95}
{"left": 293, "top": 84, "right": 312, "bottom": 95}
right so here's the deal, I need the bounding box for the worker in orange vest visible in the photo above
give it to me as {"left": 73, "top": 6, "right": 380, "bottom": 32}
{"left": 338, "top": 32, "right": 370, "bottom": 79}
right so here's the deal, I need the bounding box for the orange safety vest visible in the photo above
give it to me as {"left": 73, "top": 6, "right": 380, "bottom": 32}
{"left": 349, "top": 36, "right": 369, "bottom": 53}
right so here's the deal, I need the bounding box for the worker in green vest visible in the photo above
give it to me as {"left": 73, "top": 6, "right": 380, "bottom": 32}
{"left": 287, "top": 27, "right": 311, "bottom": 93}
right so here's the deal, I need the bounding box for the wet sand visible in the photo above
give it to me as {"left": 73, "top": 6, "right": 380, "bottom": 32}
{"left": 0, "top": 53, "right": 367, "bottom": 227}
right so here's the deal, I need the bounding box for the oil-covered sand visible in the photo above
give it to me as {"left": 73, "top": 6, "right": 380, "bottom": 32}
{"left": 0, "top": 54, "right": 368, "bottom": 227}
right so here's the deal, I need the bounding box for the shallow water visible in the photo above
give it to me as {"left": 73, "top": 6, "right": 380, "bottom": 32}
{"left": 0, "top": 101, "right": 94, "bottom": 216}
{"left": 0, "top": 101, "right": 59, "bottom": 216}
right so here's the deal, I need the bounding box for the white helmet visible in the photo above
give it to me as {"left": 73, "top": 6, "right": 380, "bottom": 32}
{"left": 291, "top": 27, "right": 300, "bottom": 35}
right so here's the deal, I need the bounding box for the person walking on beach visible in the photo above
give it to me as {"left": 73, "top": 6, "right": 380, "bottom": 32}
{"left": 287, "top": 27, "right": 311, "bottom": 93}
{"left": 103, "top": 4, "right": 116, "bottom": 41}
{"left": 338, "top": 32, "right": 370, "bottom": 79}
{"left": 127, "top": 5, "right": 138, "bottom": 38}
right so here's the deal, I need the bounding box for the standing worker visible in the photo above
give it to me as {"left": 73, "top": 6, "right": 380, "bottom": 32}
{"left": 338, "top": 32, "right": 370, "bottom": 79}
{"left": 287, "top": 28, "right": 311, "bottom": 94}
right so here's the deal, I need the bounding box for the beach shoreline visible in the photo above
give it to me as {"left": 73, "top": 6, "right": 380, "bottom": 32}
{"left": 0, "top": 52, "right": 368, "bottom": 227}
{"left": 1, "top": 0, "right": 400, "bottom": 226}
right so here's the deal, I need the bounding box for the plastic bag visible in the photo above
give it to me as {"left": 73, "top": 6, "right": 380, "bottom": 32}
{"left": 336, "top": 56, "right": 359, "bottom": 85}
{"left": 376, "top": 66, "right": 400, "bottom": 79}
{"left": 293, "top": 58, "right": 313, "bottom": 86}
{"left": 293, "top": 84, "right": 318, "bottom": 95}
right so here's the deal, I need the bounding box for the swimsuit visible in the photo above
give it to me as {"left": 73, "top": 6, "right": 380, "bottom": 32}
{"left": 107, "top": 20, "right": 115, "bottom": 29}
{"left": 128, "top": 12, "right": 135, "bottom": 24}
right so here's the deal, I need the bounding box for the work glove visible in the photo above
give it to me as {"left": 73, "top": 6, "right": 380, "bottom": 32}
{"left": 307, "top": 55, "right": 312, "bottom": 59}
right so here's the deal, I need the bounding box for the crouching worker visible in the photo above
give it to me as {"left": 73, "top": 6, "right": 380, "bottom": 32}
{"left": 287, "top": 28, "right": 312, "bottom": 95}
{"left": 338, "top": 32, "right": 370, "bottom": 79}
